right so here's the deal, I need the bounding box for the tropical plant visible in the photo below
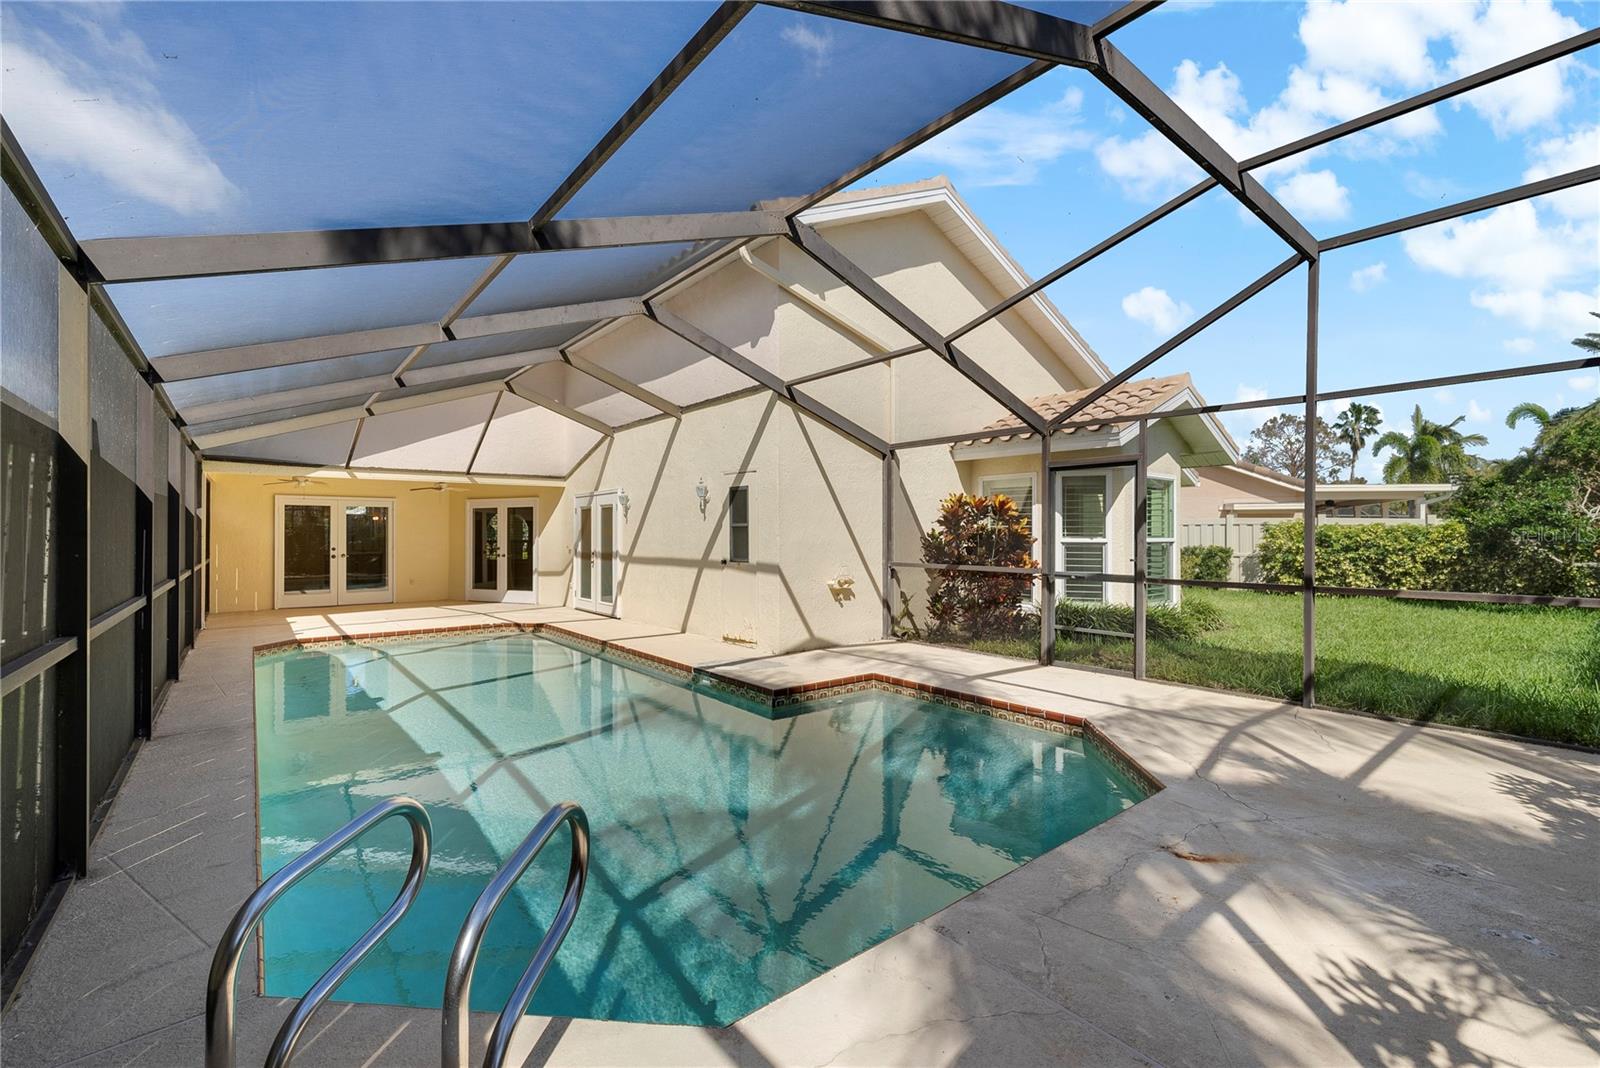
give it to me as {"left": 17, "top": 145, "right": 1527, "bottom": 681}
{"left": 1505, "top": 402, "right": 1552, "bottom": 431}
{"left": 1574, "top": 311, "right": 1600, "bottom": 354}
{"left": 1331, "top": 402, "right": 1382, "bottom": 482}
{"left": 1451, "top": 399, "right": 1600, "bottom": 597}
{"left": 1370, "top": 405, "right": 1488, "bottom": 483}
{"left": 919, "top": 493, "right": 1037, "bottom": 640}
{"left": 1242, "top": 413, "right": 1352, "bottom": 481}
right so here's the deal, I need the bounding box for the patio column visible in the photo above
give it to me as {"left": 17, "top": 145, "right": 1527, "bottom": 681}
{"left": 882, "top": 449, "right": 896, "bottom": 639}
{"left": 1302, "top": 260, "right": 1320, "bottom": 708}
{"left": 1038, "top": 432, "right": 1055, "bottom": 664}
{"left": 1133, "top": 417, "right": 1148, "bottom": 679}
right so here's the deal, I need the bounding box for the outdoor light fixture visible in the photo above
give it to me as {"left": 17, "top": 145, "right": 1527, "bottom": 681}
{"left": 695, "top": 478, "right": 708, "bottom": 516}
{"left": 618, "top": 489, "right": 630, "bottom": 517}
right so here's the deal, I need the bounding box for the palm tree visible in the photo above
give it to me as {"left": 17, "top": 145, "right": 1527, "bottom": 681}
{"left": 1371, "top": 405, "right": 1488, "bottom": 483}
{"left": 1505, "top": 402, "right": 1551, "bottom": 431}
{"left": 1575, "top": 311, "right": 1600, "bottom": 354}
{"left": 1330, "top": 402, "right": 1381, "bottom": 482}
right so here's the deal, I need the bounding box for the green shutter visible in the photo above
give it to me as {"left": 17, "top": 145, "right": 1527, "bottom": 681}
{"left": 1146, "top": 479, "right": 1173, "bottom": 539}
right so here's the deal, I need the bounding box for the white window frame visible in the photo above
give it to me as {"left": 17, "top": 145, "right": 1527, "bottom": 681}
{"left": 979, "top": 472, "right": 1039, "bottom": 602}
{"left": 726, "top": 484, "right": 752, "bottom": 564}
{"left": 1055, "top": 470, "right": 1112, "bottom": 604}
{"left": 1146, "top": 475, "right": 1178, "bottom": 605}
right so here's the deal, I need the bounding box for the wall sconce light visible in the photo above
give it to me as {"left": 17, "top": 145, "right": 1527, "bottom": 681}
{"left": 618, "top": 489, "right": 630, "bottom": 517}
{"left": 695, "top": 478, "right": 709, "bottom": 517}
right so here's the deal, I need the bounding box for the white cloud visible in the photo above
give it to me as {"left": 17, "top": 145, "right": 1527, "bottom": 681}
{"left": 1503, "top": 337, "right": 1537, "bottom": 355}
{"left": 1522, "top": 123, "right": 1600, "bottom": 220}
{"left": 1441, "top": 0, "right": 1584, "bottom": 135}
{"left": 1121, "top": 286, "right": 1193, "bottom": 334}
{"left": 1094, "top": 129, "right": 1199, "bottom": 199}
{"left": 1349, "top": 261, "right": 1388, "bottom": 292}
{"left": 907, "top": 89, "right": 1093, "bottom": 187}
{"left": 0, "top": 15, "right": 236, "bottom": 218}
{"left": 1299, "top": 0, "right": 1582, "bottom": 136}
{"left": 1224, "top": 383, "right": 1282, "bottom": 435}
{"left": 1094, "top": 1, "right": 1585, "bottom": 201}
{"left": 1434, "top": 388, "right": 1456, "bottom": 405}
{"left": 1569, "top": 374, "right": 1599, "bottom": 395}
{"left": 1466, "top": 399, "right": 1493, "bottom": 423}
{"left": 1402, "top": 200, "right": 1598, "bottom": 333}
{"left": 1272, "top": 168, "right": 1351, "bottom": 220}
{"left": 779, "top": 23, "right": 833, "bottom": 73}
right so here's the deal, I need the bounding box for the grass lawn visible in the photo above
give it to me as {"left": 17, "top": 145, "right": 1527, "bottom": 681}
{"left": 975, "top": 590, "right": 1599, "bottom": 747}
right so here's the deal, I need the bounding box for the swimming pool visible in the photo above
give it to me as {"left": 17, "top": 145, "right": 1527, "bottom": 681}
{"left": 254, "top": 632, "right": 1148, "bottom": 1026}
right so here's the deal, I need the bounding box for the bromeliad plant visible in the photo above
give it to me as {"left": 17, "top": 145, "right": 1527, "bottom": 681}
{"left": 920, "top": 492, "right": 1037, "bottom": 640}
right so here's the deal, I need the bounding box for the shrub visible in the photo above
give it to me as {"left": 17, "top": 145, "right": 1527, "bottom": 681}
{"left": 1181, "top": 544, "right": 1233, "bottom": 582}
{"left": 1257, "top": 520, "right": 1468, "bottom": 590}
{"left": 1055, "top": 597, "right": 1223, "bottom": 642}
{"left": 920, "top": 493, "right": 1037, "bottom": 640}
{"left": 1449, "top": 401, "right": 1599, "bottom": 597}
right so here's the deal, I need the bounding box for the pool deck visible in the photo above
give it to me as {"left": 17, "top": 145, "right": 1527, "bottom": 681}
{"left": 4, "top": 601, "right": 1596, "bottom": 1066}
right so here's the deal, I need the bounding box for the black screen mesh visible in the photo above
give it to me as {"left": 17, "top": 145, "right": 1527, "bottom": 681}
{"left": 1, "top": 669, "right": 58, "bottom": 963}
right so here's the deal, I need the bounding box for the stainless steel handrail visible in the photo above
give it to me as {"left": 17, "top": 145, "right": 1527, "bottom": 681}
{"left": 442, "top": 802, "right": 589, "bottom": 1068}
{"left": 206, "top": 796, "right": 432, "bottom": 1068}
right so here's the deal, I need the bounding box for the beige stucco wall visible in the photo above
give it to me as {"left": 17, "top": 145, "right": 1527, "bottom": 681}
{"left": 208, "top": 472, "right": 566, "bottom": 613}
{"left": 1180, "top": 464, "right": 1295, "bottom": 523}
{"left": 559, "top": 253, "right": 886, "bottom": 654}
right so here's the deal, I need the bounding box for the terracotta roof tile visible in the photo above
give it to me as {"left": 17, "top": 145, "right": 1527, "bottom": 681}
{"left": 961, "top": 373, "right": 1194, "bottom": 445}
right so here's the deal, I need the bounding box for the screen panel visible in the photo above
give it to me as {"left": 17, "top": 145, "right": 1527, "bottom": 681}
{"left": 113, "top": 257, "right": 498, "bottom": 360}
{"left": 352, "top": 392, "right": 498, "bottom": 472}
{"left": 558, "top": 6, "right": 1033, "bottom": 218}
{"left": 90, "top": 310, "right": 141, "bottom": 611}
{"left": 1, "top": 2, "right": 721, "bottom": 237}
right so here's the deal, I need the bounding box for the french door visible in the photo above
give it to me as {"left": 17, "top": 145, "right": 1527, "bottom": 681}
{"left": 274, "top": 496, "right": 394, "bottom": 609}
{"left": 465, "top": 499, "right": 540, "bottom": 603}
{"left": 572, "top": 491, "right": 621, "bottom": 616}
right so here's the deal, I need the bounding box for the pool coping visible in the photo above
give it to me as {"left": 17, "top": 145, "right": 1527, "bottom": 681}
{"left": 251, "top": 622, "right": 1164, "bottom": 797}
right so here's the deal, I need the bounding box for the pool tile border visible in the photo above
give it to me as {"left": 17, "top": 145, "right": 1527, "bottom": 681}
{"left": 252, "top": 623, "right": 1163, "bottom": 796}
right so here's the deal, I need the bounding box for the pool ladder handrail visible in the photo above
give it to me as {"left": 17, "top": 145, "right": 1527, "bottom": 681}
{"left": 206, "top": 796, "right": 432, "bottom": 1068}
{"left": 442, "top": 801, "right": 590, "bottom": 1068}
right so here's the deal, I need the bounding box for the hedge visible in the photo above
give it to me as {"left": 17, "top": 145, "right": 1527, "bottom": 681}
{"left": 1257, "top": 520, "right": 1467, "bottom": 590}
{"left": 1181, "top": 544, "right": 1233, "bottom": 582}
{"left": 1056, "top": 597, "right": 1223, "bottom": 642}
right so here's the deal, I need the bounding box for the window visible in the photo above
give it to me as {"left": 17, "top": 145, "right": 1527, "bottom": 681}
{"left": 980, "top": 473, "right": 1039, "bottom": 603}
{"left": 1146, "top": 476, "right": 1176, "bottom": 605}
{"left": 727, "top": 486, "right": 750, "bottom": 563}
{"left": 1056, "top": 472, "right": 1109, "bottom": 603}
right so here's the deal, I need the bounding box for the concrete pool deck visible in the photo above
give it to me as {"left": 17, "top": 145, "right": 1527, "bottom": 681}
{"left": 3, "top": 601, "right": 1596, "bottom": 1066}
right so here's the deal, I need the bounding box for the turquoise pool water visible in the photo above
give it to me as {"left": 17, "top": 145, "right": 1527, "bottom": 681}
{"left": 254, "top": 633, "right": 1146, "bottom": 1026}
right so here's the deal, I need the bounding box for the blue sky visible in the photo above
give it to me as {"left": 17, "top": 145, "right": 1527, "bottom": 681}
{"left": 854, "top": 0, "right": 1600, "bottom": 478}
{"left": 3, "top": 1, "right": 1595, "bottom": 479}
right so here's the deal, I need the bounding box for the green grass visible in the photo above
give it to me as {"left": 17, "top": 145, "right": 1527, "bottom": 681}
{"left": 963, "top": 591, "right": 1600, "bottom": 746}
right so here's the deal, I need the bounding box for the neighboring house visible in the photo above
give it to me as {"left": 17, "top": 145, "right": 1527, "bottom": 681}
{"left": 1178, "top": 460, "right": 1456, "bottom": 580}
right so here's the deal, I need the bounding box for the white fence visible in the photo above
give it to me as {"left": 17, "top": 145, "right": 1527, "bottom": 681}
{"left": 1179, "top": 520, "right": 1271, "bottom": 582}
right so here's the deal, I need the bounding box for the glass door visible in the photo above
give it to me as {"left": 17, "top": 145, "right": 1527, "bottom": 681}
{"left": 277, "top": 500, "right": 335, "bottom": 608}
{"left": 572, "top": 491, "right": 621, "bottom": 616}
{"left": 338, "top": 502, "right": 393, "bottom": 605}
{"left": 465, "top": 499, "right": 540, "bottom": 603}
{"left": 275, "top": 496, "right": 395, "bottom": 609}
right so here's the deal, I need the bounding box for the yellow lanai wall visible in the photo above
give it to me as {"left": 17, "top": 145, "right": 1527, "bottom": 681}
{"left": 206, "top": 471, "right": 567, "bottom": 613}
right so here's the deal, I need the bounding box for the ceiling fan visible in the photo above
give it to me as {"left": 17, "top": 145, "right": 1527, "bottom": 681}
{"left": 264, "top": 475, "right": 324, "bottom": 488}
{"left": 409, "top": 481, "right": 464, "bottom": 493}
